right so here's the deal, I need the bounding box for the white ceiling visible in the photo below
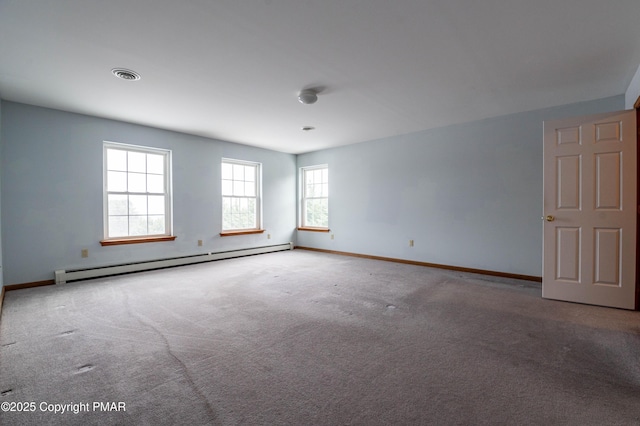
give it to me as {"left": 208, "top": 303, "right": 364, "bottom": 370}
{"left": 1, "top": 0, "right": 639, "bottom": 154}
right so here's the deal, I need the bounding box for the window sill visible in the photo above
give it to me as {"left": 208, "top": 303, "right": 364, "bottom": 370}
{"left": 220, "top": 229, "right": 265, "bottom": 237}
{"left": 297, "top": 227, "right": 331, "bottom": 233}
{"left": 100, "top": 235, "right": 177, "bottom": 246}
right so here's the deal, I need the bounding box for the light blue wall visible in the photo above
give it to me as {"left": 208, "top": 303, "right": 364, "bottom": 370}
{"left": 0, "top": 102, "right": 297, "bottom": 285}
{"left": 0, "top": 95, "right": 627, "bottom": 284}
{"left": 297, "top": 95, "right": 625, "bottom": 277}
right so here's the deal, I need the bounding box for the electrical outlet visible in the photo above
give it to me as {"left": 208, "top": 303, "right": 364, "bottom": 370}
{"left": 409, "top": 240, "right": 414, "bottom": 247}
{"left": 331, "top": 234, "right": 335, "bottom": 240}
{"left": 81, "top": 248, "right": 89, "bottom": 258}
{"left": 267, "top": 234, "right": 271, "bottom": 239}
{"left": 198, "top": 240, "right": 203, "bottom": 246}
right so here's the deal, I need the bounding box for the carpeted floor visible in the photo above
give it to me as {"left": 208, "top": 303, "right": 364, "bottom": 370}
{"left": 1, "top": 250, "right": 639, "bottom": 425}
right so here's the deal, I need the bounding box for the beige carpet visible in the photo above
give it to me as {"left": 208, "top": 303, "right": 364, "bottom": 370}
{"left": 1, "top": 250, "right": 639, "bottom": 425}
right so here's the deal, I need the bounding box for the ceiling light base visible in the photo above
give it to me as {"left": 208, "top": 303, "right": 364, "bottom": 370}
{"left": 298, "top": 89, "right": 318, "bottom": 105}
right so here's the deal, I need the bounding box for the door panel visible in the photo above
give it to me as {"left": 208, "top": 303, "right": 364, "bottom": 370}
{"left": 543, "top": 110, "right": 636, "bottom": 309}
{"left": 555, "top": 227, "right": 580, "bottom": 282}
{"left": 594, "top": 228, "right": 620, "bottom": 285}
{"left": 557, "top": 155, "right": 581, "bottom": 209}
{"left": 595, "top": 152, "right": 621, "bottom": 209}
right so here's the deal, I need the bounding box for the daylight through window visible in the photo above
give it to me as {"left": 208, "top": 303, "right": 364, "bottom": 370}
{"left": 104, "top": 142, "right": 171, "bottom": 239}
{"left": 301, "top": 165, "right": 329, "bottom": 228}
{"left": 221, "top": 159, "right": 261, "bottom": 231}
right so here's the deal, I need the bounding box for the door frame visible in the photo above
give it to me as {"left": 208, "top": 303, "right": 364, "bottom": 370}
{"left": 636, "top": 100, "right": 640, "bottom": 310}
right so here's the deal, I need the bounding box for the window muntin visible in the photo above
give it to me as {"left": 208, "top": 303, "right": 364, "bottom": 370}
{"left": 301, "top": 165, "right": 329, "bottom": 228}
{"left": 104, "top": 142, "right": 171, "bottom": 239}
{"left": 222, "top": 159, "right": 261, "bottom": 231}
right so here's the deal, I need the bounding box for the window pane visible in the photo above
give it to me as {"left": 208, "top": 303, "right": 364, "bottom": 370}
{"left": 147, "top": 174, "right": 164, "bottom": 193}
{"left": 128, "top": 151, "right": 146, "bottom": 173}
{"left": 222, "top": 161, "right": 260, "bottom": 231}
{"left": 107, "top": 171, "right": 127, "bottom": 192}
{"left": 311, "top": 183, "right": 323, "bottom": 198}
{"left": 223, "top": 217, "right": 233, "bottom": 230}
{"left": 105, "top": 144, "right": 171, "bottom": 240}
{"left": 108, "top": 216, "right": 128, "bottom": 237}
{"left": 233, "top": 215, "right": 242, "bottom": 229}
{"left": 222, "top": 163, "right": 233, "bottom": 180}
{"left": 247, "top": 198, "right": 256, "bottom": 228}
{"left": 245, "top": 182, "right": 255, "bottom": 197}
{"left": 222, "top": 197, "right": 232, "bottom": 213}
{"left": 245, "top": 165, "right": 255, "bottom": 182}
{"left": 233, "top": 181, "right": 244, "bottom": 196}
{"left": 128, "top": 172, "right": 146, "bottom": 192}
{"left": 221, "top": 196, "right": 258, "bottom": 230}
{"left": 148, "top": 215, "right": 165, "bottom": 234}
{"left": 107, "top": 149, "right": 127, "bottom": 171}
{"left": 222, "top": 198, "right": 233, "bottom": 230}
{"left": 231, "top": 215, "right": 240, "bottom": 229}
{"left": 233, "top": 164, "right": 245, "bottom": 181}
{"left": 108, "top": 194, "right": 128, "bottom": 215}
{"left": 222, "top": 180, "right": 233, "bottom": 196}
{"left": 129, "top": 216, "right": 148, "bottom": 236}
{"left": 306, "top": 199, "right": 328, "bottom": 228}
{"left": 129, "top": 195, "right": 147, "bottom": 215}
{"left": 301, "top": 166, "right": 328, "bottom": 228}
{"left": 147, "top": 154, "right": 164, "bottom": 174}
{"left": 148, "top": 195, "right": 165, "bottom": 215}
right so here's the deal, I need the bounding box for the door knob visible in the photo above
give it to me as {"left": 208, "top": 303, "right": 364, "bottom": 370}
{"left": 543, "top": 215, "right": 555, "bottom": 222}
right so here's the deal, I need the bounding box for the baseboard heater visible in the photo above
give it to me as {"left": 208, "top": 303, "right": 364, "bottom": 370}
{"left": 54, "top": 242, "right": 293, "bottom": 284}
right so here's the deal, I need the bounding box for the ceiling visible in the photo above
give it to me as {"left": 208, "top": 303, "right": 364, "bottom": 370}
{"left": 1, "top": 0, "right": 639, "bottom": 154}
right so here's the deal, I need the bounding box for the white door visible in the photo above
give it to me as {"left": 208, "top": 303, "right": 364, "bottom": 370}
{"left": 543, "top": 110, "right": 637, "bottom": 309}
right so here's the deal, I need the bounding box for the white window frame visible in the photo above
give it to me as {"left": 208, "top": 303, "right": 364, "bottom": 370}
{"left": 103, "top": 141, "right": 173, "bottom": 242}
{"left": 221, "top": 158, "right": 262, "bottom": 233}
{"left": 300, "top": 164, "right": 329, "bottom": 229}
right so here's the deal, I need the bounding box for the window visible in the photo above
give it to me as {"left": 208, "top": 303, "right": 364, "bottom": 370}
{"left": 103, "top": 142, "right": 173, "bottom": 244}
{"left": 300, "top": 165, "right": 329, "bottom": 229}
{"left": 221, "top": 159, "right": 262, "bottom": 233}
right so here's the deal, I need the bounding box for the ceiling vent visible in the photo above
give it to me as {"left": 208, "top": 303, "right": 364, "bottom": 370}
{"left": 298, "top": 89, "right": 318, "bottom": 105}
{"left": 111, "top": 68, "right": 141, "bottom": 81}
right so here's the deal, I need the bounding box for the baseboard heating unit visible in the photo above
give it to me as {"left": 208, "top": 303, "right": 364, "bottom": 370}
{"left": 54, "top": 242, "right": 293, "bottom": 284}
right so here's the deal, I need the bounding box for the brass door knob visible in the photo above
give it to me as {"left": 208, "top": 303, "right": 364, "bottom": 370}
{"left": 544, "top": 215, "right": 555, "bottom": 222}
